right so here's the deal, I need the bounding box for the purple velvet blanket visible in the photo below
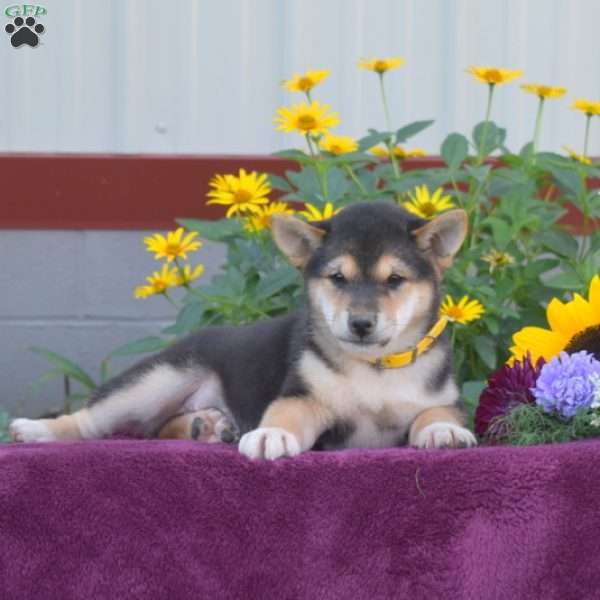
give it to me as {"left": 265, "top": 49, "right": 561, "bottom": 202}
{"left": 2, "top": 440, "right": 600, "bottom": 599}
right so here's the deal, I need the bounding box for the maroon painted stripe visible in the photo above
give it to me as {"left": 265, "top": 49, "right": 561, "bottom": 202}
{"left": 0, "top": 153, "right": 595, "bottom": 231}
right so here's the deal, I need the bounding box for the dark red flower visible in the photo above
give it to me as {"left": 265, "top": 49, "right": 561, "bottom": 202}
{"left": 475, "top": 355, "right": 545, "bottom": 439}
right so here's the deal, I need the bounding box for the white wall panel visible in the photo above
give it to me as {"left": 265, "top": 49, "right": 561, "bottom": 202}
{"left": 0, "top": 0, "right": 598, "bottom": 156}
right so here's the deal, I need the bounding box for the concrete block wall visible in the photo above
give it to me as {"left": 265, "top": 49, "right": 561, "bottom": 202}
{"left": 0, "top": 231, "right": 225, "bottom": 417}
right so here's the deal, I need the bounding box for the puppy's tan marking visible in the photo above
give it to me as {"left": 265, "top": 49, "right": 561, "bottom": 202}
{"left": 379, "top": 279, "right": 434, "bottom": 331}
{"left": 372, "top": 254, "right": 414, "bottom": 282}
{"left": 324, "top": 254, "right": 360, "bottom": 281}
{"left": 259, "top": 396, "right": 332, "bottom": 449}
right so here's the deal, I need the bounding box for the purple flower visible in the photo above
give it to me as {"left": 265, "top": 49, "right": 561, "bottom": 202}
{"left": 475, "top": 355, "right": 545, "bottom": 438}
{"left": 531, "top": 351, "right": 600, "bottom": 418}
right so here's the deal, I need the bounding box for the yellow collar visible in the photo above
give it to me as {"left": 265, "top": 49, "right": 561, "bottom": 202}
{"left": 369, "top": 316, "right": 449, "bottom": 369}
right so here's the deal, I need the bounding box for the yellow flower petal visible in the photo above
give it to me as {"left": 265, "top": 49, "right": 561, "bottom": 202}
{"left": 467, "top": 66, "right": 523, "bottom": 85}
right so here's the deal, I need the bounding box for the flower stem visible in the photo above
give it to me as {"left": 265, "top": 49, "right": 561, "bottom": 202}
{"left": 477, "top": 83, "right": 496, "bottom": 164}
{"left": 583, "top": 114, "right": 592, "bottom": 158}
{"left": 306, "top": 134, "right": 329, "bottom": 201}
{"left": 345, "top": 165, "right": 367, "bottom": 194}
{"left": 162, "top": 291, "right": 179, "bottom": 309}
{"left": 532, "top": 96, "right": 545, "bottom": 155}
{"left": 378, "top": 73, "right": 401, "bottom": 179}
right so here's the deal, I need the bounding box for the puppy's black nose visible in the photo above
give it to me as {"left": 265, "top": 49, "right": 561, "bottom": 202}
{"left": 349, "top": 314, "right": 376, "bottom": 338}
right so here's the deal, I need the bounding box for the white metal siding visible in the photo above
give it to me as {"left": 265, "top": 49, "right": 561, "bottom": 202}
{"left": 0, "top": 0, "right": 598, "bottom": 156}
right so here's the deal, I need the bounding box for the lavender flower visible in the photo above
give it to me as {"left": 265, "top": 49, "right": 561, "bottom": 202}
{"left": 531, "top": 351, "right": 600, "bottom": 419}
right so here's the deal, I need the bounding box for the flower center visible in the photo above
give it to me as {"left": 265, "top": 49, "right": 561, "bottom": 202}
{"left": 421, "top": 202, "right": 437, "bottom": 217}
{"left": 444, "top": 307, "right": 463, "bottom": 321}
{"left": 297, "top": 114, "right": 317, "bottom": 130}
{"left": 153, "top": 281, "right": 167, "bottom": 293}
{"left": 374, "top": 60, "right": 388, "bottom": 72}
{"left": 166, "top": 243, "right": 180, "bottom": 255}
{"left": 564, "top": 325, "right": 600, "bottom": 361}
{"left": 485, "top": 69, "right": 502, "bottom": 83}
{"left": 538, "top": 86, "right": 551, "bottom": 97}
{"left": 234, "top": 189, "right": 253, "bottom": 204}
{"left": 298, "top": 77, "right": 313, "bottom": 91}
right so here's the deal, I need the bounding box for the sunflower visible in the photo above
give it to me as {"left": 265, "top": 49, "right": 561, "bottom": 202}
{"left": 207, "top": 169, "right": 270, "bottom": 217}
{"left": 274, "top": 101, "right": 340, "bottom": 136}
{"left": 402, "top": 185, "right": 454, "bottom": 219}
{"left": 176, "top": 264, "right": 205, "bottom": 286}
{"left": 563, "top": 145, "right": 592, "bottom": 165}
{"left": 571, "top": 99, "right": 600, "bottom": 116}
{"left": 319, "top": 134, "right": 358, "bottom": 155}
{"left": 144, "top": 228, "right": 202, "bottom": 262}
{"left": 299, "top": 202, "right": 341, "bottom": 221}
{"left": 481, "top": 249, "right": 516, "bottom": 273}
{"left": 282, "top": 70, "right": 330, "bottom": 93}
{"left": 358, "top": 57, "right": 405, "bottom": 74}
{"left": 440, "top": 295, "right": 485, "bottom": 324}
{"left": 134, "top": 264, "right": 179, "bottom": 299}
{"left": 510, "top": 275, "right": 600, "bottom": 363}
{"left": 244, "top": 202, "right": 295, "bottom": 233}
{"left": 371, "top": 145, "right": 427, "bottom": 159}
{"left": 467, "top": 66, "right": 523, "bottom": 85}
{"left": 520, "top": 84, "right": 567, "bottom": 99}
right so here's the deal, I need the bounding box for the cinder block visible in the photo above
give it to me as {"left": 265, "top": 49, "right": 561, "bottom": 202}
{"left": 0, "top": 231, "right": 85, "bottom": 318}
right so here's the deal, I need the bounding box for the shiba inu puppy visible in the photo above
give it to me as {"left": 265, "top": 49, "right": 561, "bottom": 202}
{"left": 10, "top": 202, "right": 477, "bottom": 458}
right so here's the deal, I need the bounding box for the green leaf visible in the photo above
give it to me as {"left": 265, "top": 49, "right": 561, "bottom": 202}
{"left": 537, "top": 230, "right": 579, "bottom": 259}
{"left": 268, "top": 174, "right": 294, "bottom": 192}
{"left": 472, "top": 121, "right": 506, "bottom": 156}
{"left": 441, "top": 133, "right": 469, "bottom": 171}
{"left": 549, "top": 167, "right": 584, "bottom": 198}
{"left": 473, "top": 335, "right": 498, "bottom": 370}
{"left": 176, "top": 218, "right": 242, "bottom": 242}
{"left": 163, "top": 301, "right": 205, "bottom": 336}
{"left": 484, "top": 217, "right": 512, "bottom": 249}
{"left": 30, "top": 347, "right": 96, "bottom": 390}
{"left": 357, "top": 129, "right": 394, "bottom": 152}
{"left": 255, "top": 267, "right": 300, "bottom": 300}
{"left": 395, "top": 120, "right": 434, "bottom": 143}
{"left": 271, "top": 149, "right": 313, "bottom": 165}
{"left": 545, "top": 266, "right": 582, "bottom": 290}
{"left": 108, "top": 337, "right": 169, "bottom": 358}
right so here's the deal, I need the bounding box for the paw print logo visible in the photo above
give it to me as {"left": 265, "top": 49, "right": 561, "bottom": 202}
{"left": 5, "top": 16, "right": 45, "bottom": 48}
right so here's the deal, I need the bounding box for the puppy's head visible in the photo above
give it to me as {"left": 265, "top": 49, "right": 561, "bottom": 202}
{"left": 272, "top": 202, "right": 467, "bottom": 358}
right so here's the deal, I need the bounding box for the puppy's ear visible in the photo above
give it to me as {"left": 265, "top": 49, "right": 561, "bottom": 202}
{"left": 413, "top": 209, "right": 468, "bottom": 271}
{"left": 271, "top": 214, "right": 328, "bottom": 268}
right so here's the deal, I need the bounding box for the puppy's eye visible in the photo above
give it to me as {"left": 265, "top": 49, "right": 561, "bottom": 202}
{"left": 329, "top": 272, "right": 347, "bottom": 286}
{"left": 386, "top": 274, "right": 405, "bottom": 289}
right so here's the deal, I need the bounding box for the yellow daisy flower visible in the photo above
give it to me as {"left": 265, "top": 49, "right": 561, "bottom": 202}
{"left": 319, "top": 134, "right": 358, "bottom": 155}
{"left": 207, "top": 169, "right": 270, "bottom": 217}
{"left": 358, "top": 57, "right": 405, "bottom": 74}
{"left": 481, "top": 249, "right": 516, "bottom": 273}
{"left": 144, "top": 228, "right": 202, "bottom": 263}
{"left": 134, "top": 264, "right": 179, "bottom": 299}
{"left": 510, "top": 275, "right": 600, "bottom": 363}
{"left": 440, "top": 295, "right": 485, "bottom": 324}
{"left": 563, "top": 145, "right": 592, "bottom": 165}
{"left": 299, "top": 202, "right": 341, "bottom": 221}
{"left": 571, "top": 99, "right": 600, "bottom": 116}
{"left": 282, "top": 70, "right": 330, "bottom": 93}
{"left": 402, "top": 185, "right": 454, "bottom": 220}
{"left": 244, "top": 202, "right": 295, "bottom": 233}
{"left": 467, "top": 66, "right": 523, "bottom": 85}
{"left": 371, "top": 145, "right": 427, "bottom": 159}
{"left": 274, "top": 101, "right": 340, "bottom": 136}
{"left": 520, "top": 84, "right": 567, "bottom": 99}
{"left": 176, "top": 264, "right": 205, "bottom": 286}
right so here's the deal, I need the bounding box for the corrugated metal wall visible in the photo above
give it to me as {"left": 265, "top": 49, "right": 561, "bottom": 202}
{"left": 0, "top": 0, "right": 598, "bottom": 156}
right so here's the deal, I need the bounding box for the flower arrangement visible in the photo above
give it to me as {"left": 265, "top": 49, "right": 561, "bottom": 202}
{"left": 31, "top": 59, "right": 600, "bottom": 445}
{"left": 475, "top": 277, "right": 600, "bottom": 445}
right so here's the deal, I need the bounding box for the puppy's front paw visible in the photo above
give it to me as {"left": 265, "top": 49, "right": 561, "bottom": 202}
{"left": 238, "top": 427, "right": 301, "bottom": 460}
{"left": 412, "top": 422, "right": 477, "bottom": 449}
{"left": 9, "top": 418, "right": 55, "bottom": 443}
